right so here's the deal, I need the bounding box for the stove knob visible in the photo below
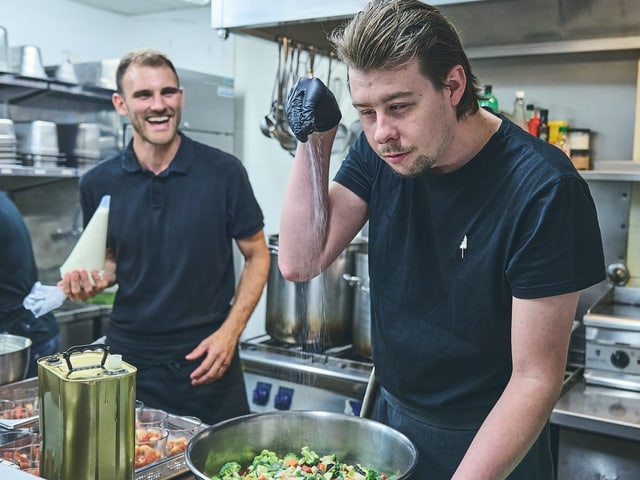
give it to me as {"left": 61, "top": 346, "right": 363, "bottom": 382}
{"left": 252, "top": 382, "right": 272, "bottom": 406}
{"left": 274, "top": 386, "right": 294, "bottom": 410}
{"left": 610, "top": 350, "right": 630, "bottom": 369}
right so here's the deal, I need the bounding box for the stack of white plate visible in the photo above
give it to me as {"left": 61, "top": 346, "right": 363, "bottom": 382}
{"left": 0, "top": 119, "right": 19, "bottom": 165}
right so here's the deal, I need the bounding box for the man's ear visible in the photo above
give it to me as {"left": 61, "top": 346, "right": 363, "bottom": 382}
{"left": 445, "top": 65, "right": 466, "bottom": 106}
{"left": 112, "top": 92, "right": 128, "bottom": 116}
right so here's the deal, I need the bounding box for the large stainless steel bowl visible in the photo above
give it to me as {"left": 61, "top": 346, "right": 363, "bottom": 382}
{"left": 0, "top": 334, "right": 32, "bottom": 386}
{"left": 186, "top": 411, "right": 418, "bottom": 479}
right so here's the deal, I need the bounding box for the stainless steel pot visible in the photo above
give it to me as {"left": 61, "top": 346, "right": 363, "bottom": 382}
{"left": 266, "top": 234, "right": 366, "bottom": 349}
{"left": 185, "top": 411, "right": 417, "bottom": 479}
{"left": 344, "top": 251, "right": 371, "bottom": 358}
{"left": 0, "top": 334, "right": 32, "bottom": 386}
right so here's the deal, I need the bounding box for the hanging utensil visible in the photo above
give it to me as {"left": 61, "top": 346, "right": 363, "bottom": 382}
{"left": 306, "top": 46, "right": 316, "bottom": 78}
{"left": 270, "top": 37, "right": 298, "bottom": 153}
{"left": 260, "top": 37, "right": 284, "bottom": 139}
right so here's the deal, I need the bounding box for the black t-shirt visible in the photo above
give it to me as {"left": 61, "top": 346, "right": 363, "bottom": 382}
{"left": 79, "top": 134, "right": 264, "bottom": 359}
{"left": 334, "top": 117, "right": 605, "bottom": 417}
{"left": 0, "top": 192, "right": 59, "bottom": 346}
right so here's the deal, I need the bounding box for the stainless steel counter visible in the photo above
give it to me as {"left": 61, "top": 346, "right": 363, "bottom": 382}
{"left": 53, "top": 301, "right": 112, "bottom": 349}
{"left": 552, "top": 379, "right": 640, "bottom": 442}
{"left": 54, "top": 301, "right": 112, "bottom": 321}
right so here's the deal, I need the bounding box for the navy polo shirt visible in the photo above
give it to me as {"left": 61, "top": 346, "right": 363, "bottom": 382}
{"left": 79, "top": 133, "right": 264, "bottom": 356}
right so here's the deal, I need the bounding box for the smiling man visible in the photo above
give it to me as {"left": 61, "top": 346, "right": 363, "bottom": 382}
{"left": 59, "top": 49, "right": 270, "bottom": 425}
{"left": 279, "top": 1, "right": 605, "bottom": 479}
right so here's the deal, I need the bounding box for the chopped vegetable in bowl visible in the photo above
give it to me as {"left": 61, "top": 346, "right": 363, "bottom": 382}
{"left": 210, "top": 446, "right": 396, "bottom": 480}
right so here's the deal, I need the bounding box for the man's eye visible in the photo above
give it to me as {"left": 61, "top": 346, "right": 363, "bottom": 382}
{"left": 390, "top": 103, "right": 408, "bottom": 111}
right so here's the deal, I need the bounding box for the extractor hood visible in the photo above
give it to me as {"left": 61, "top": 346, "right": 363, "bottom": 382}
{"left": 211, "top": 0, "right": 490, "bottom": 53}
{"left": 68, "top": 0, "right": 210, "bottom": 16}
{"left": 212, "top": 0, "right": 640, "bottom": 56}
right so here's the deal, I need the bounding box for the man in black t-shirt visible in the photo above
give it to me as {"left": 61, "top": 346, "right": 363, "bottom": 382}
{"left": 279, "top": 1, "right": 605, "bottom": 478}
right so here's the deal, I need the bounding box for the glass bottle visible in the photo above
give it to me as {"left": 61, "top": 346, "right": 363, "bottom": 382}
{"left": 525, "top": 103, "right": 535, "bottom": 121}
{"left": 555, "top": 125, "right": 571, "bottom": 157}
{"left": 511, "top": 91, "right": 527, "bottom": 130}
{"left": 479, "top": 84, "right": 499, "bottom": 113}
{"left": 538, "top": 108, "right": 549, "bottom": 142}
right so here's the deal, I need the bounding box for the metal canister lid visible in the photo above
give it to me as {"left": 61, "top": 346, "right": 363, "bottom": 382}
{"left": 38, "top": 344, "right": 136, "bottom": 381}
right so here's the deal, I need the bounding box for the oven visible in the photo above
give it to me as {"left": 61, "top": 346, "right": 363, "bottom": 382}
{"left": 239, "top": 335, "right": 373, "bottom": 415}
{"left": 583, "top": 286, "right": 640, "bottom": 391}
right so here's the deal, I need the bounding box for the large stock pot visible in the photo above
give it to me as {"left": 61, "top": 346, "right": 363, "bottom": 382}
{"left": 266, "top": 234, "right": 366, "bottom": 350}
{"left": 185, "top": 411, "right": 418, "bottom": 479}
{"left": 344, "top": 251, "right": 371, "bottom": 358}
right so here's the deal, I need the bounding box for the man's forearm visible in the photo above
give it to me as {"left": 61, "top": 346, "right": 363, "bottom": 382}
{"left": 452, "top": 376, "right": 562, "bottom": 480}
{"left": 221, "top": 253, "right": 270, "bottom": 339}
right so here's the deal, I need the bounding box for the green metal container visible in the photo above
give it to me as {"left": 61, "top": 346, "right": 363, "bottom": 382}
{"left": 38, "top": 344, "right": 137, "bottom": 480}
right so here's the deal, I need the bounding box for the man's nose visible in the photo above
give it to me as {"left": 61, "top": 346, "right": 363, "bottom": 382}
{"left": 151, "top": 93, "right": 167, "bottom": 110}
{"left": 373, "top": 114, "right": 398, "bottom": 144}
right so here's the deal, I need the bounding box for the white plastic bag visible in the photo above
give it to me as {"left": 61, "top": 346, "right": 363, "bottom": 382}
{"left": 22, "top": 281, "right": 66, "bottom": 318}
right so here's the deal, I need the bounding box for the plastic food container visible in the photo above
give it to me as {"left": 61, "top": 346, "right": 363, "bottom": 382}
{"left": 135, "top": 427, "right": 168, "bottom": 469}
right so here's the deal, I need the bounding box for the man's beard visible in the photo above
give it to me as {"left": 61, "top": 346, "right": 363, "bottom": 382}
{"left": 404, "top": 154, "right": 436, "bottom": 177}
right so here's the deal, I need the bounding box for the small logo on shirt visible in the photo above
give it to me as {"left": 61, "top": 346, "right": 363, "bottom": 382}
{"left": 459, "top": 235, "right": 468, "bottom": 259}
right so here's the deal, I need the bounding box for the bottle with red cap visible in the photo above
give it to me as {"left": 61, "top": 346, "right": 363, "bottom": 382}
{"left": 527, "top": 109, "right": 541, "bottom": 137}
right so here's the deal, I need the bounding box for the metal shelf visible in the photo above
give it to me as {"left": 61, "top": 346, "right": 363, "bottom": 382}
{"left": 466, "top": 35, "right": 640, "bottom": 59}
{"left": 580, "top": 161, "right": 640, "bottom": 182}
{"left": 0, "top": 164, "right": 87, "bottom": 191}
{"left": 581, "top": 170, "right": 640, "bottom": 182}
{"left": 0, "top": 71, "right": 113, "bottom": 110}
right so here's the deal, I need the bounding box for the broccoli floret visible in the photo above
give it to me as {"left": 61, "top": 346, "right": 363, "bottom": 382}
{"left": 252, "top": 449, "right": 280, "bottom": 467}
{"left": 299, "top": 446, "right": 320, "bottom": 465}
{"left": 217, "top": 461, "right": 242, "bottom": 479}
{"left": 365, "top": 469, "right": 382, "bottom": 480}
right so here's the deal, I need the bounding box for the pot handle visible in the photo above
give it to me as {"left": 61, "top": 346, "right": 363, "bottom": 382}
{"left": 343, "top": 274, "right": 369, "bottom": 293}
{"left": 63, "top": 343, "right": 110, "bottom": 373}
{"left": 360, "top": 367, "right": 378, "bottom": 419}
{"left": 343, "top": 273, "right": 361, "bottom": 287}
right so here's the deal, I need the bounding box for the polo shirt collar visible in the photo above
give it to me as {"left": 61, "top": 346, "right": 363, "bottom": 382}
{"left": 121, "top": 131, "right": 193, "bottom": 175}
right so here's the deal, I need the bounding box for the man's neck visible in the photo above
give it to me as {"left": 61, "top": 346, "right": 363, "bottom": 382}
{"left": 133, "top": 135, "right": 181, "bottom": 175}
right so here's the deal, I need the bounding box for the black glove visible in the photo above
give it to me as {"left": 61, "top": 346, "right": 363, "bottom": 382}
{"left": 285, "top": 77, "right": 342, "bottom": 143}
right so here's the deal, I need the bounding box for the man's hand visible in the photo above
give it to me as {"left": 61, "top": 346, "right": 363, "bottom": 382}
{"left": 285, "top": 77, "right": 342, "bottom": 142}
{"left": 185, "top": 327, "right": 238, "bottom": 386}
{"left": 58, "top": 269, "right": 111, "bottom": 302}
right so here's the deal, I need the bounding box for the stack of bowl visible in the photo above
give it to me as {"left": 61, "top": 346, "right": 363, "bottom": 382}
{"left": 10, "top": 45, "right": 47, "bottom": 79}
{"left": 0, "top": 334, "right": 31, "bottom": 387}
{"left": 14, "top": 120, "right": 60, "bottom": 166}
{"left": 0, "top": 118, "right": 18, "bottom": 165}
